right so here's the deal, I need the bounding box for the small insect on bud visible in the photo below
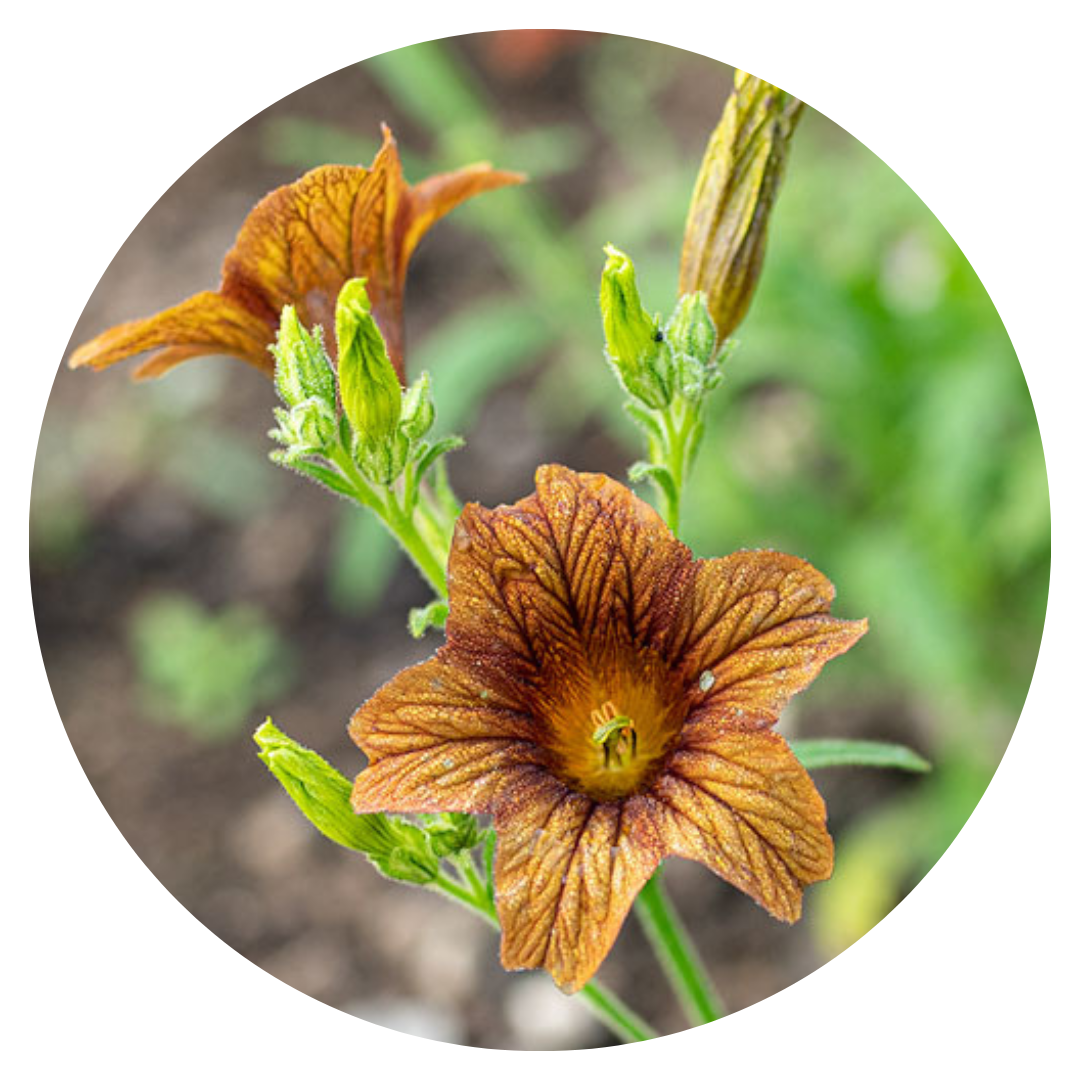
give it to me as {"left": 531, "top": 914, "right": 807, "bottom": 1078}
{"left": 599, "top": 244, "right": 675, "bottom": 410}
{"left": 335, "top": 278, "right": 406, "bottom": 484}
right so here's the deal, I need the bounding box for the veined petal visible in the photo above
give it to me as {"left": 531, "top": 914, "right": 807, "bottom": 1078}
{"left": 70, "top": 126, "right": 522, "bottom": 381}
{"left": 648, "top": 729, "right": 832, "bottom": 921}
{"left": 68, "top": 291, "right": 273, "bottom": 376}
{"left": 446, "top": 464, "right": 692, "bottom": 700}
{"left": 357, "top": 128, "right": 523, "bottom": 375}
{"left": 494, "top": 776, "right": 662, "bottom": 992}
{"left": 675, "top": 551, "right": 867, "bottom": 727}
{"left": 350, "top": 654, "right": 545, "bottom": 815}
{"left": 222, "top": 163, "right": 371, "bottom": 336}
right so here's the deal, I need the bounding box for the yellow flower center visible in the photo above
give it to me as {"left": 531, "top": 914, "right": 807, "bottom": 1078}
{"left": 540, "top": 645, "right": 684, "bottom": 802}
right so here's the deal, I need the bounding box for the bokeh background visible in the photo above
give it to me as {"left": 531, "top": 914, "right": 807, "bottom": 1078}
{"left": 31, "top": 32, "right": 1049, "bottom": 1049}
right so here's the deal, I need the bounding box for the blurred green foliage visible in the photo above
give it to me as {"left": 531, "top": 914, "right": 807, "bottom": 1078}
{"left": 128, "top": 592, "right": 295, "bottom": 739}
{"left": 263, "top": 35, "right": 1049, "bottom": 957}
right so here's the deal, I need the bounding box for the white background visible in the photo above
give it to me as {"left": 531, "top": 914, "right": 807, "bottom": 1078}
{"left": 6, "top": 2, "right": 1074, "bottom": 1076}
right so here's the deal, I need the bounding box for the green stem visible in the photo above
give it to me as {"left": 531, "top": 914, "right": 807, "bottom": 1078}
{"left": 577, "top": 984, "right": 658, "bottom": 1045}
{"left": 451, "top": 850, "right": 488, "bottom": 902}
{"left": 431, "top": 867, "right": 658, "bottom": 1043}
{"left": 657, "top": 408, "right": 684, "bottom": 535}
{"left": 329, "top": 445, "right": 449, "bottom": 598}
{"left": 634, "top": 869, "right": 724, "bottom": 1025}
{"left": 384, "top": 496, "right": 448, "bottom": 598}
{"left": 653, "top": 397, "right": 702, "bottom": 540}
{"left": 431, "top": 871, "right": 480, "bottom": 910}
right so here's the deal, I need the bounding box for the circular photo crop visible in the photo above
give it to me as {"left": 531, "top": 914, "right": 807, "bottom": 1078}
{"left": 31, "top": 31, "right": 1049, "bottom": 1051}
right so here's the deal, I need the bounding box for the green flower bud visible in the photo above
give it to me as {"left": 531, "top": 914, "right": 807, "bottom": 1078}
{"left": 421, "top": 812, "right": 481, "bottom": 857}
{"left": 666, "top": 292, "right": 717, "bottom": 363}
{"left": 680, "top": 71, "right": 804, "bottom": 344}
{"left": 336, "top": 278, "right": 404, "bottom": 484}
{"left": 401, "top": 371, "right": 436, "bottom": 442}
{"left": 271, "top": 306, "right": 336, "bottom": 410}
{"left": 254, "top": 719, "right": 439, "bottom": 885}
{"left": 665, "top": 292, "right": 720, "bottom": 399}
{"left": 379, "top": 844, "right": 440, "bottom": 886}
{"left": 599, "top": 244, "right": 674, "bottom": 410}
{"left": 255, "top": 719, "right": 382, "bottom": 851}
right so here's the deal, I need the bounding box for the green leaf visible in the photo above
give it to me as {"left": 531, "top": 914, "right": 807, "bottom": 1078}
{"left": 628, "top": 460, "right": 678, "bottom": 510}
{"left": 790, "top": 738, "right": 931, "bottom": 773}
{"left": 409, "top": 599, "right": 449, "bottom": 638}
{"left": 623, "top": 400, "right": 663, "bottom": 441}
{"left": 287, "top": 460, "right": 356, "bottom": 500}
{"left": 413, "top": 435, "right": 466, "bottom": 486}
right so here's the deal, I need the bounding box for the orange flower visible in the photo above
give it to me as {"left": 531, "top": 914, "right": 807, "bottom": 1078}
{"left": 70, "top": 126, "right": 523, "bottom": 382}
{"left": 350, "top": 465, "right": 867, "bottom": 992}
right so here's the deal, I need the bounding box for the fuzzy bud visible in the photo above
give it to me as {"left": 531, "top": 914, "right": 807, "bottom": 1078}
{"left": 336, "top": 279, "right": 405, "bottom": 484}
{"left": 599, "top": 245, "right": 674, "bottom": 410}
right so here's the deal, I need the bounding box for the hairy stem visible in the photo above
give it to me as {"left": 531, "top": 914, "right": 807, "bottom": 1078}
{"left": 328, "top": 445, "right": 449, "bottom": 598}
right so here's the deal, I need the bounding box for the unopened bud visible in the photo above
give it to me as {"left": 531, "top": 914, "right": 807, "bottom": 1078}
{"left": 401, "top": 371, "right": 436, "bottom": 442}
{"left": 680, "top": 71, "right": 803, "bottom": 343}
{"left": 255, "top": 719, "right": 385, "bottom": 852}
{"left": 600, "top": 245, "right": 674, "bottom": 410}
{"left": 421, "top": 812, "right": 481, "bottom": 857}
{"left": 254, "top": 719, "right": 441, "bottom": 884}
{"left": 666, "top": 292, "right": 717, "bottom": 363}
{"left": 336, "top": 279, "right": 404, "bottom": 483}
{"left": 271, "top": 306, "right": 336, "bottom": 410}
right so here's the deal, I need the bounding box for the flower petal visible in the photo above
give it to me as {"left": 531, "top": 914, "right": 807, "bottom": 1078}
{"left": 402, "top": 162, "right": 526, "bottom": 266}
{"left": 350, "top": 654, "right": 546, "bottom": 815}
{"left": 358, "top": 129, "right": 523, "bottom": 376}
{"left": 69, "top": 291, "right": 273, "bottom": 376}
{"left": 648, "top": 729, "right": 832, "bottom": 921}
{"left": 446, "top": 464, "right": 693, "bottom": 704}
{"left": 222, "top": 163, "right": 372, "bottom": 337}
{"left": 494, "top": 777, "right": 662, "bottom": 992}
{"left": 674, "top": 550, "right": 867, "bottom": 726}
{"left": 70, "top": 126, "right": 522, "bottom": 381}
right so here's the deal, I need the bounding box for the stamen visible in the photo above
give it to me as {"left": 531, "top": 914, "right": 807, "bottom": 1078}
{"left": 590, "top": 701, "right": 638, "bottom": 769}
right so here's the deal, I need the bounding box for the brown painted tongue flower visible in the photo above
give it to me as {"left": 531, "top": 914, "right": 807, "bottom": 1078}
{"left": 350, "top": 465, "right": 867, "bottom": 993}
{"left": 70, "top": 126, "right": 523, "bottom": 382}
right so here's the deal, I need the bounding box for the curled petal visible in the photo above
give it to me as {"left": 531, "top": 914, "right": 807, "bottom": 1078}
{"left": 69, "top": 291, "right": 274, "bottom": 377}
{"left": 648, "top": 730, "right": 832, "bottom": 921}
{"left": 350, "top": 655, "right": 545, "bottom": 814}
{"left": 402, "top": 163, "right": 527, "bottom": 267}
{"left": 70, "top": 127, "right": 523, "bottom": 381}
{"left": 494, "top": 775, "right": 662, "bottom": 992}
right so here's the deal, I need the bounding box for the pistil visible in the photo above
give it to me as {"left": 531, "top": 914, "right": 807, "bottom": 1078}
{"left": 591, "top": 701, "right": 638, "bottom": 770}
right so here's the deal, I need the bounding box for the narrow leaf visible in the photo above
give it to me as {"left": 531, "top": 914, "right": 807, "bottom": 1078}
{"left": 790, "top": 738, "right": 931, "bottom": 773}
